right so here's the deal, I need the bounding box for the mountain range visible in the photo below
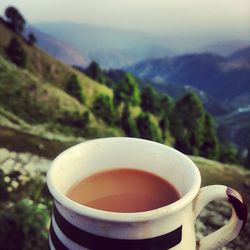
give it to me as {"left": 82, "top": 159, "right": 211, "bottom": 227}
{"left": 125, "top": 48, "right": 250, "bottom": 148}
{"left": 126, "top": 50, "right": 250, "bottom": 111}
{"left": 33, "top": 22, "right": 172, "bottom": 68}
{"left": 32, "top": 22, "right": 250, "bottom": 69}
{"left": 25, "top": 25, "right": 90, "bottom": 67}
{"left": 1, "top": 18, "right": 249, "bottom": 149}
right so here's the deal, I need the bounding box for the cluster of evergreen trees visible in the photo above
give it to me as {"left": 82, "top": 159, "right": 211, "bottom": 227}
{"left": 2, "top": 6, "right": 37, "bottom": 68}
{"left": 1, "top": 6, "right": 241, "bottom": 165}
{"left": 81, "top": 61, "right": 227, "bottom": 161}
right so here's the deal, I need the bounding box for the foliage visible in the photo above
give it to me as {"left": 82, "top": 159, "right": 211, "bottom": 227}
{"left": 120, "top": 104, "right": 139, "bottom": 137}
{"left": 92, "top": 94, "right": 115, "bottom": 124}
{"left": 0, "top": 56, "right": 86, "bottom": 124}
{"left": 159, "top": 94, "right": 174, "bottom": 140}
{"left": 5, "top": 37, "right": 27, "bottom": 67}
{"left": 170, "top": 92, "right": 205, "bottom": 155}
{"left": 0, "top": 169, "right": 9, "bottom": 202}
{"left": 219, "top": 142, "right": 238, "bottom": 164}
{"left": 27, "top": 32, "right": 37, "bottom": 46}
{"left": 245, "top": 147, "right": 250, "bottom": 169}
{"left": 85, "top": 61, "right": 107, "bottom": 85}
{"left": 114, "top": 73, "right": 140, "bottom": 106}
{"left": 0, "top": 164, "right": 51, "bottom": 250}
{"left": 0, "top": 199, "right": 49, "bottom": 250}
{"left": 136, "top": 112, "right": 162, "bottom": 142}
{"left": 4, "top": 6, "right": 26, "bottom": 34}
{"left": 200, "top": 113, "right": 220, "bottom": 160}
{"left": 65, "top": 74, "right": 85, "bottom": 104}
{"left": 140, "top": 85, "right": 161, "bottom": 115}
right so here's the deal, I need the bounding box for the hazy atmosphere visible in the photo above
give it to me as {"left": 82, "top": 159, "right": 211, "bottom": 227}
{"left": 1, "top": 0, "right": 250, "bottom": 37}
{"left": 0, "top": 1, "right": 249, "bottom": 249}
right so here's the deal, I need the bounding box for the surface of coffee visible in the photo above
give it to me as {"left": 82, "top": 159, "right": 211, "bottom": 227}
{"left": 66, "top": 168, "right": 180, "bottom": 212}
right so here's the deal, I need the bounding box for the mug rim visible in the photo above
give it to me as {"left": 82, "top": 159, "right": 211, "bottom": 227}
{"left": 47, "top": 137, "right": 201, "bottom": 222}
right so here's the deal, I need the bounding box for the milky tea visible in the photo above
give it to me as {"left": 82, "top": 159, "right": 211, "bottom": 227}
{"left": 66, "top": 168, "right": 180, "bottom": 213}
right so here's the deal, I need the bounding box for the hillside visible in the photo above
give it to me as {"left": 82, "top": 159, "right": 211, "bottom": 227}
{"left": 126, "top": 51, "right": 250, "bottom": 110}
{"left": 0, "top": 19, "right": 125, "bottom": 147}
{"left": 217, "top": 107, "right": 250, "bottom": 148}
{"left": 151, "top": 83, "right": 230, "bottom": 116}
{"left": 202, "top": 40, "right": 250, "bottom": 56}
{"left": 0, "top": 55, "right": 86, "bottom": 123}
{"left": 0, "top": 19, "right": 111, "bottom": 104}
{"left": 126, "top": 50, "right": 250, "bottom": 148}
{"left": 25, "top": 25, "right": 90, "bottom": 67}
{"left": 1, "top": 16, "right": 249, "bottom": 159}
{"left": 34, "top": 22, "right": 173, "bottom": 68}
{"left": 229, "top": 46, "right": 250, "bottom": 62}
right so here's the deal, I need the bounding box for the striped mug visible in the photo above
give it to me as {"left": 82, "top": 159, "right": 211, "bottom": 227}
{"left": 47, "top": 137, "right": 247, "bottom": 250}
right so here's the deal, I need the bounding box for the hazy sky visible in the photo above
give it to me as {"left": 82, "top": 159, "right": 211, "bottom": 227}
{"left": 0, "top": 0, "right": 249, "bottom": 36}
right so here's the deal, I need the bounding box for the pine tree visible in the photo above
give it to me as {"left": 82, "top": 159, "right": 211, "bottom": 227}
{"left": 114, "top": 73, "right": 140, "bottom": 106}
{"left": 120, "top": 104, "right": 139, "bottom": 137}
{"left": 92, "top": 94, "right": 115, "bottom": 124}
{"left": 65, "top": 74, "right": 85, "bottom": 104}
{"left": 85, "top": 61, "right": 106, "bottom": 84}
{"left": 5, "top": 37, "right": 27, "bottom": 67}
{"left": 140, "top": 86, "right": 161, "bottom": 115}
{"left": 170, "top": 92, "right": 205, "bottom": 155}
{"left": 5, "top": 6, "right": 26, "bottom": 34}
{"left": 219, "top": 142, "right": 238, "bottom": 164}
{"left": 200, "top": 112, "right": 219, "bottom": 159}
{"left": 136, "top": 112, "right": 162, "bottom": 142}
{"left": 159, "top": 94, "right": 174, "bottom": 139}
{"left": 27, "top": 33, "right": 37, "bottom": 46}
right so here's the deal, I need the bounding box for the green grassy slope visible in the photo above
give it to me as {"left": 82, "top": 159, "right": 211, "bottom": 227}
{"left": 0, "top": 55, "right": 86, "bottom": 123}
{"left": 0, "top": 20, "right": 124, "bottom": 140}
{"left": 0, "top": 54, "right": 123, "bottom": 137}
{"left": 191, "top": 156, "right": 249, "bottom": 197}
{"left": 0, "top": 20, "right": 112, "bottom": 102}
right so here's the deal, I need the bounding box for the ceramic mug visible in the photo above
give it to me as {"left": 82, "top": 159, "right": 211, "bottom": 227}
{"left": 47, "top": 137, "right": 247, "bottom": 250}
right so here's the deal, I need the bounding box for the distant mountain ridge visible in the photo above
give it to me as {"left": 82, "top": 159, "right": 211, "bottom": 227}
{"left": 32, "top": 22, "right": 250, "bottom": 69}
{"left": 126, "top": 48, "right": 250, "bottom": 110}
{"left": 229, "top": 46, "right": 250, "bottom": 62}
{"left": 25, "top": 25, "right": 90, "bottom": 67}
{"left": 203, "top": 40, "right": 250, "bottom": 56}
{"left": 33, "top": 22, "right": 174, "bottom": 68}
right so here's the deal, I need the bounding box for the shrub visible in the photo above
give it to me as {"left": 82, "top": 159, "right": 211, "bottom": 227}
{"left": 0, "top": 165, "right": 51, "bottom": 250}
{"left": 0, "top": 199, "right": 49, "bottom": 250}
{"left": 92, "top": 94, "right": 115, "bottom": 124}
{"left": 65, "top": 74, "right": 85, "bottom": 104}
{"left": 84, "top": 61, "right": 107, "bottom": 84}
{"left": 136, "top": 112, "right": 162, "bottom": 142}
{"left": 140, "top": 85, "right": 161, "bottom": 115}
{"left": 27, "top": 33, "right": 37, "bottom": 46}
{"left": 5, "top": 37, "right": 27, "bottom": 67}
{"left": 219, "top": 142, "right": 238, "bottom": 164}
{"left": 4, "top": 6, "right": 26, "bottom": 34}
{"left": 170, "top": 92, "right": 205, "bottom": 155}
{"left": 120, "top": 104, "right": 139, "bottom": 137}
{"left": 114, "top": 73, "right": 140, "bottom": 106}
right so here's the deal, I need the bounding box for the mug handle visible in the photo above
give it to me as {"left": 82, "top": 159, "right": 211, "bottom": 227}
{"left": 193, "top": 185, "right": 247, "bottom": 250}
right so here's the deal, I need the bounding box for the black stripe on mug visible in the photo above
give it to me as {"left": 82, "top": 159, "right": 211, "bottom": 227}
{"left": 50, "top": 222, "right": 68, "bottom": 250}
{"left": 51, "top": 205, "right": 182, "bottom": 250}
{"left": 226, "top": 187, "right": 248, "bottom": 231}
